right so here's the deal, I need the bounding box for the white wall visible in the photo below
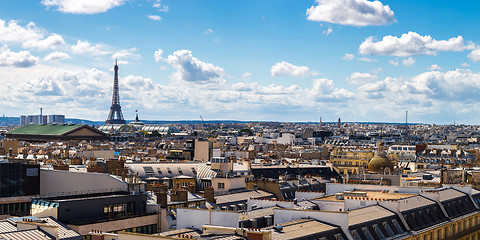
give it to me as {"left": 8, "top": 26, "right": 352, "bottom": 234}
{"left": 344, "top": 199, "right": 377, "bottom": 211}
{"left": 295, "top": 191, "right": 325, "bottom": 200}
{"left": 247, "top": 199, "right": 295, "bottom": 211}
{"left": 309, "top": 200, "right": 345, "bottom": 211}
{"left": 40, "top": 169, "right": 128, "bottom": 196}
{"left": 176, "top": 209, "right": 239, "bottom": 230}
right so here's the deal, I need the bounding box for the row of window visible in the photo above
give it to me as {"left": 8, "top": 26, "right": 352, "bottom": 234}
{"left": 333, "top": 161, "right": 365, "bottom": 166}
{"left": 351, "top": 219, "right": 405, "bottom": 240}
{"left": 0, "top": 202, "right": 30, "bottom": 215}
{"left": 83, "top": 224, "right": 158, "bottom": 240}
{"left": 103, "top": 202, "right": 135, "bottom": 219}
{"left": 415, "top": 214, "right": 480, "bottom": 240}
{"left": 143, "top": 166, "right": 197, "bottom": 176}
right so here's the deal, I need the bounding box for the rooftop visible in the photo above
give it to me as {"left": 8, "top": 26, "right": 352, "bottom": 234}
{"left": 8, "top": 124, "right": 83, "bottom": 135}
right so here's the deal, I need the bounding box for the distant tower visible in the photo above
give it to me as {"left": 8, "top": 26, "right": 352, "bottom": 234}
{"left": 105, "top": 60, "right": 126, "bottom": 125}
{"left": 319, "top": 116, "right": 322, "bottom": 129}
{"left": 405, "top": 110, "right": 408, "bottom": 135}
{"left": 337, "top": 117, "right": 341, "bottom": 127}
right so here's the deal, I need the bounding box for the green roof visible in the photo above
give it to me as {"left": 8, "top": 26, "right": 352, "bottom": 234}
{"left": 8, "top": 124, "right": 84, "bottom": 136}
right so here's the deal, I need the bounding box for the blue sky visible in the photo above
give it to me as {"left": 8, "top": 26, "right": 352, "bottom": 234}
{"left": 2, "top": 0, "right": 480, "bottom": 124}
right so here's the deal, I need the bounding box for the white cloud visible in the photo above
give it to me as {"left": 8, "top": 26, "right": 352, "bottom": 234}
{"left": 341, "top": 53, "right": 377, "bottom": 62}
{"left": 323, "top": 27, "right": 333, "bottom": 36}
{"left": 402, "top": 57, "right": 415, "bottom": 66}
{"left": 0, "top": 45, "right": 38, "bottom": 67}
{"left": 71, "top": 40, "right": 111, "bottom": 55}
{"left": 358, "top": 56, "right": 378, "bottom": 62}
{"left": 147, "top": 15, "right": 162, "bottom": 21}
{"left": 389, "top": 60, "right": 399, "bottom": 66}
{"left": 242, "top": 72, "right": 252, "bottom": 80}
{"left": 44, "top": 51, "right": 70, "bottom": 61}
{"left": 111, "top": 48, "right": 139, "bottom": 64}
{"left": 154, "top": 49, "right": 164, "bottom": 62}
{"left": 152, "top": 0, "right": 169, "bottom": 12}
{"left": 0, "top": 20, "right": 65, "bottom": 51}
{"left": 271, "top": 61, "right": 318, "bottom": 77}
{"left": 166, "top": 49, "right": 226, "bottom": 83}
{"left": 428, "top": 64, "right": 442, "bottom": 71}
{"left": 41, "top": 0, "right": 128, "bottom": 14}
{"left": 461, "top": 62, "right": 470, "bottom": 68}
{"left": 342, "top": 53, "right": 354, "bottom": 61}
{"left": 468, "top": 48, "right": 480, "bottom": 62}
{"left": 347, "top": 72, "right": 377, "bottom": 84}
{"left": 359, "top": 32, "right": 474, "bottom": 57}
{"left": 306, "top": 0, "right": 395, "bottom": 26}
{"left": 23, "top": 34, "right": 65, "bottom": 50}
{"left": 204, "top": 28, "right": 214, "bottom": 34}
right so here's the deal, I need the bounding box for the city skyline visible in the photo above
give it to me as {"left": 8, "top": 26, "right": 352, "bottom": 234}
{"left": 2, "top": 1, "right": 480, "bottom": 124}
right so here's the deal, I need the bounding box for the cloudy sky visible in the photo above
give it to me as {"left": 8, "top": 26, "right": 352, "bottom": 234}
{"left": 2, "top": 0, "right": 480, "bottom": 124}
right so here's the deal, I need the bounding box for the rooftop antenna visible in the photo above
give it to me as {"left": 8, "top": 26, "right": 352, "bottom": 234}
{"left": 405, "top": 110, "right": 408, "bottom": 135}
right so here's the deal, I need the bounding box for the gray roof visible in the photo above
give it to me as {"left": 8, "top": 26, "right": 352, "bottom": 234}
{"left": 0, "top": 221, "right": 16, "bottom": 234}
{"left": 239, "top": 207, "right": 275, "bottom": 221}
{"left": 0, "top": 229, "right": 52, "bottom": 240}
{"left": 268, "top": 218, "right": 338, "bottom": 240}
{"left": 438, "top": 188, "right": 466, "bottom": 202}
{"left": 126, "top": 163, "right": 217, "bottom": 181}
{"left": 215, "top": 190, "right": 274, "bottom": 205}
{"left": 398, "top": 196, "right": 436, "bottom": 212}
{"left": 0, "top": 216, "right": 81, "bottom": 240}
{"left": 348, "top": 205, "right": 396, "bottom": 226}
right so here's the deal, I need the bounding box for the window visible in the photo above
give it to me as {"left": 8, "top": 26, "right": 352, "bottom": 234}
{"left": 383, "top": 222, "right": 395, "bottom": 236}
{"left": 167, "top": 167, "right": 172, "bottom": 174}
{"left": 373, "top": 224, "right": 385, "bottom": 239}
{"left": 362, "top": 227, "right": 375, "bottom": 240}
{"left": 192, "top": 167, "right": 197, "bottom": 174}
{"left": 157, "top": 168, "right": 162, "bottom": 175}
{"left": 143, "top": 166, "right": 155, "bottom": 177}
{"left": 218, "top": 182, "right": 225, "bottom": 189}
{"left": 392, "top": 219, "right": 404, "bottom": 233}
{"left": 178, "top": 167, "right": 183, "bottom": 175}
{"left": 104, "top": 202, "right": 135, "bottom": 219}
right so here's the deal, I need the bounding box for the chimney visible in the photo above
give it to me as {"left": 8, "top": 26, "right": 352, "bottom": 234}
{"left": 204, "top": 186, "right": 215, "bottom": 204}
{"left": 186, "top": 183, "right": 196, "bottom": 194}
{"left": 171, "top": 188, "right": 188, "bottom": 203}
{"left": 253, "top": 184, "right": 258, "bottom": 191}
{"left": 154, "top": 184, "right": 168, "bottom": 193}
{"left": 156, "top": 191, "right": 168, "bottom": 208}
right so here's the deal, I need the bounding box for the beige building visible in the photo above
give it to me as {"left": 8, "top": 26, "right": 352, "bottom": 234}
{"left": 330, "top": 148, "right": 374, "bottom": 175}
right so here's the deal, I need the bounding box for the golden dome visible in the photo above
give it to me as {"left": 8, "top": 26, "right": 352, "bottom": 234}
{"left": 368, "top": 155, "right": 394, "bottom": 173}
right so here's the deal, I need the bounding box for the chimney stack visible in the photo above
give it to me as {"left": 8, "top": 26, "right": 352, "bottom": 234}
{"left": 171, "top": 188, "right": 188, "bottom": 203}
{"left": 204, "top": 186, "right": 215, "bottom": 204}
{"left": 185, "top": 183, "right": 196, "bottom": 194}
{"left": 156, "top": 191, "right": 168, "bottom": 208}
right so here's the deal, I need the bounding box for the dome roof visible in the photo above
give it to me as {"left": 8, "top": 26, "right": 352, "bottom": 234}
{"left": 368, "top": 155, "right": 394, "bottom": 173}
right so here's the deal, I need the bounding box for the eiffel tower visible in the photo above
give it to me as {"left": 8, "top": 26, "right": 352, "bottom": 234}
{"left": 105, "top": 59, "right": 126, "bottom": 125}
